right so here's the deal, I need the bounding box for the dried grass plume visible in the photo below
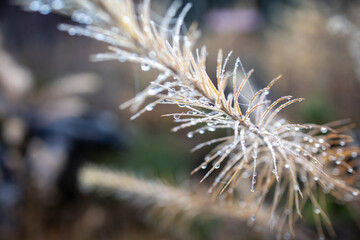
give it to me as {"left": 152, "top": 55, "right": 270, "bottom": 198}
{"left": 16, "top": 0, "right": 360, "bottom": 238}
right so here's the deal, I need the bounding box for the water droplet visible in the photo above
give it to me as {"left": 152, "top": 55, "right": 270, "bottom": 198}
{"left": 199, "top": 97, "right": 209, "bottom": 105}
{"left": 146, "top": 105, "right": 154, "bottom": 111}
{"left": 141, "top": 63, "right": 151, "bottom": 71}
{"left": 168, "top": 88, "right": 175, "bottom": 97}
{"left": 352, "top": 191, "right": 359, "bottom": 196}
{"left": 348, "top": 168, "right": 353, "bottom": 173}
{"left": 284, "top": 164, "right": 290, "bottom": 169}
{"left": 118, "top": 55, "right": 127, "bottom": 62}
{"left": 122, "top": 16, "right": 130, "bottom": 23}
{"left": 173, "top": 114, "right": 180, "bottom": 120}
{"left": 314, "top": 208, "right": 321, "bottom": 214}
{"left": 52, "top": 0, "right": 64, "bottom": 10}
{"left": 264, "top": 90, "right": 269, "bottom": 95}
{"left": 312, "top": 148, "right": 319, "bottom": 154}
{"left": 300, "top": 175, "right": 307, "bottom": 182}
{"left": 335, "top": 160, "right": 341, "bottom": 165}
{"left": 320, "top": 127, "right": 328, "bottom": 133}
{"left": 148, "top": 87, "right": 162, "bottom": 96}
{"left": 214, "top": 164, "right": 220, "bottom": 169}
{"left": 187, "top": 132, "right": 194, "bottom": 138}
{"left": 143, "top": 26, "right": 150, "bottom": 33}
{"left": 294, "top": 127, "right": 300, "bottom": 131}
{"left": 339, "top": 141, "right": 346, "bottom": 146}
{"left": 148, "top": 51, "right": 156, "bottom": 59}
{"left": 201, "top": 165, "right": 207, "bottom": 169}
{"left": 318, "top": 138, "right": 325, "bottom": 143}
{"left": 313, "top": 176, "right": 319, "bottom": 181}
{"left": 95, "top": 33, "right": 105, "bottom": 41}
{"left": 208, "top": 127, "right": 216, "bottom": 132}
{"left": 39, "top": 4, "right": 51, "bottom": 15}
{"left": 284, "top": 209, "right": 290, "bottom": 215}
{"left": 68, "top": 28, "right": 76, "bottom": 36}
{"left": 83, "top": 16, "right": 93, "bottom": 24}
{"left": 185, "top": 40, "right": 192, "bottom": 47}
{"left": 29, "top": 1, "right": 41, "bottom": 11}
{"left": 351, "top": 152, "right": 358, "bottom": 158}
{"left": 272, "top": 169, "right": 280, "bottom": 181}
{"left": 250, "top": 215, "right": 256, "bottom": 222}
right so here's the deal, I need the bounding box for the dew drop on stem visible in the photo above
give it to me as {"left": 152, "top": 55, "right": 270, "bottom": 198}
{"left": 146, "top": 104, "right": 154, "bottom": 111}
{"left": 39, "top": 4, "right": 51, "bottom": 15}
{"left": 208, "top": 127, "right": 215, "bottom": 132}
{"left": 320, "top": 127, "right": 328, "bottom": 133}
{"left": 141, "top": 63, "right": 151, "bottom": 71}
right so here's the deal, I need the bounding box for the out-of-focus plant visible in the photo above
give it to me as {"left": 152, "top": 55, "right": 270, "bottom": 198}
{"left": 80, "top": 165, "right": 272, "bottom": 234}
{"left": 15, "top": 0, "right": 360, "bottom": 239}
{"left": 327, "top": 15, "right": 360, "bottom": 83}
{"left": 263, "top": 4, "right": 360, "bottom": 125}
{"left": 0, "top": 31, "right": 129, "bottom": 238}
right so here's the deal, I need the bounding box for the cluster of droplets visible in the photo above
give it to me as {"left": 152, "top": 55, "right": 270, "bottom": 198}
{"left": 111, "top": 17, "right": 360, "bottom": 240}
{"left": 24, "top": 0, "right": 116, "bottom": 46}
{"left": 58, "top": 24, "right": 122, "bottom": 48}
{"left": 25, "top": 0, "right": 64, "bottom": 15}
{"left": 24, "top": 0, "right": 103, "bottom": 26}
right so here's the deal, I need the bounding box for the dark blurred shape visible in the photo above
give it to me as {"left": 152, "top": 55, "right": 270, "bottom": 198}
{"left": 0, "top": 45, "right": 128, "bottom": 238}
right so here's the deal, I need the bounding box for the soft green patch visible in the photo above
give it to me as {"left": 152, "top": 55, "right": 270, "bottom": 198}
{"left": 189, "top": 218, "right": 220, "bottom": 240}
{"left": 299, "top": 95, "right": 336, "bottom": 124}
{"left": 117, "top": 128, "right": 190, "bottom": 182}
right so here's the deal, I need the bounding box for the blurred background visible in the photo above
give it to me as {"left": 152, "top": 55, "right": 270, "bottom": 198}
{"left": 0, "top": 0, "right": 360, "bottom": 239}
